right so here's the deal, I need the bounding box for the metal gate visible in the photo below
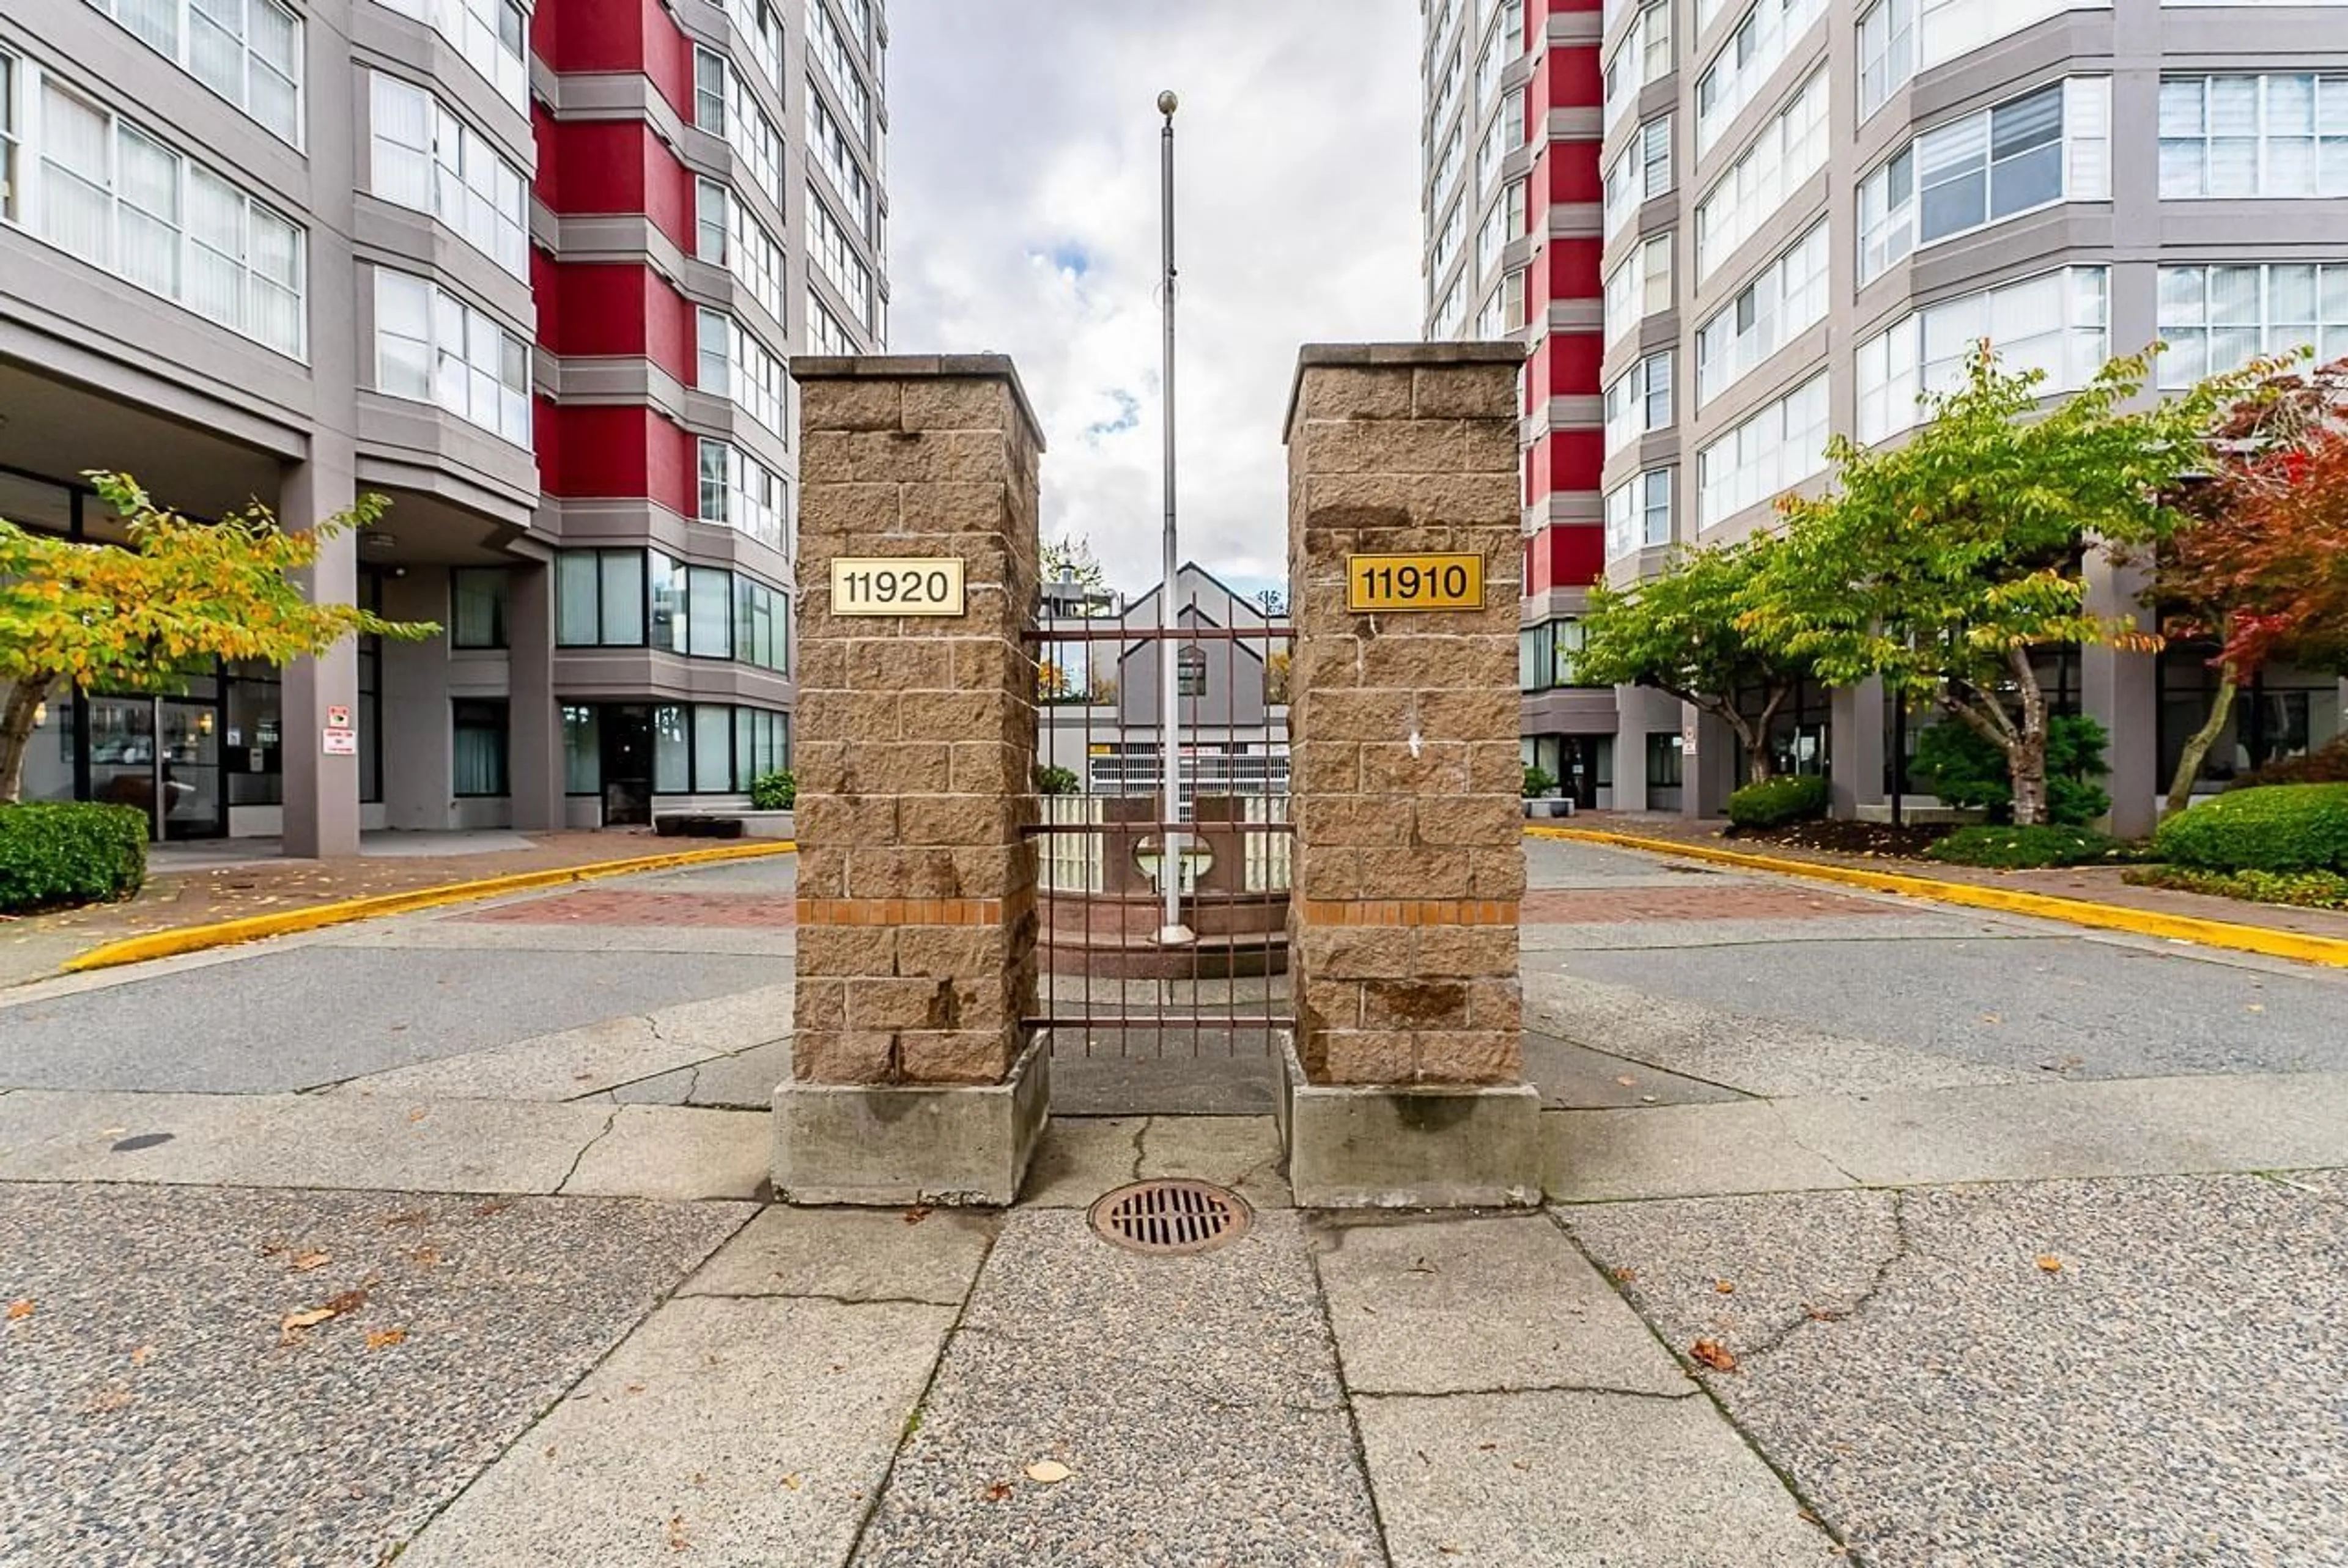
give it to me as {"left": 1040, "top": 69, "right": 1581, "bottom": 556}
{"left": 1021, "top": 583, "right": 1293, "bottom": 1115}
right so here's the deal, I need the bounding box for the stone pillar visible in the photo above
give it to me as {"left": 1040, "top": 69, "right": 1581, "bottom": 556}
{"left": 773, "top": 355, "right": 1047, "bottom": 1207}
{"left": 281, "top": 437, "right": 362, "bottom": 859}
{"left": 1279, "top": 344, "right": 1540, "bottom": 1210}
{"left": 506, "top": 559, "right": 564, "bottom": 833}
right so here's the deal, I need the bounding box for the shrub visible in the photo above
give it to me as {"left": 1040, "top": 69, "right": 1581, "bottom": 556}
{"left": 1910, "top": 715, "right": 2110, "bottom": 825}
{"left": 1523, "top": 765, "right": 1558, "bottom": 799}
{"left": 0, "top": 801, "right": 148, "bottom": 913}
{"left": 1925, "top": 823, "right": 2141, "bottom": 869}
{"left": 749, "top": 769, "right": 796, "bottom": 810}
{"left": 1034, "top": 764, "right": 1079, "bottom": 797}
{"left": 2153, "top": 783, "right": 2348, "bottom": 872}
{"left": 1726, "top": 775, "right": 1829, "bottom": 830}
{"left": 2125, "top": 864, "right": 2348, "bottom": 910}
{"left": 2231, "top": 737, "right": 2348, "bottom": 790}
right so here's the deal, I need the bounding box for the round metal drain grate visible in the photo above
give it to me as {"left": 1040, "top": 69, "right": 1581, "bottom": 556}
{"left": 1088, "top": 1179, "right": 1252, "bottom": 1255}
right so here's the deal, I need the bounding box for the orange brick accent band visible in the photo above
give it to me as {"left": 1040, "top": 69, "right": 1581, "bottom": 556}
{"left": 797, "top": 890, "right": 1035, "bottom": 928}
{"left": 1298, "top": 899, "right": 1520, "bottom": 927}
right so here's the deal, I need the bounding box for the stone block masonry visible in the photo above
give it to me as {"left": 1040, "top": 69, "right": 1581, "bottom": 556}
{"left": 1284, "top": 344, "right": 1527, "bottom": 1089}
{"left": 788, "top": 356, "right": 1047, "bottom": 1090}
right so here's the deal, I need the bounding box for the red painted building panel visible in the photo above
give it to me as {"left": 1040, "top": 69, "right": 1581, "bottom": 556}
{"left": 530, "top": 0, "right": 690, "bottom": 119}
{"left": 534, "top": 117, "right": 694, "bottom": 251}
{"left": 1526, "top": 523, "right": 1606, "bottom": 592}
{"left": 537, "top": 264, "right": 694, "bottom": 383}
{"left": 539, "top": 403, "right": 695, "bottom": 515}
{"left": 1532, "top": 331, "right": 1606, "bottom": 399}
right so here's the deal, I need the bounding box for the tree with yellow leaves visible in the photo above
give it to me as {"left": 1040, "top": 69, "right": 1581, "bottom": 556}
{"left": 0, "top": 472, "right": 437, "bottom": 802}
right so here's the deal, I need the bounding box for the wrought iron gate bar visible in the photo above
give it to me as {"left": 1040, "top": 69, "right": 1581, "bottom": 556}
{"left": 1021, "top": 821, "right": 1294, "bottom": 837}
{"left": 1019, "top": 624, "right": 1294, "bottom": 644}
{"left": 1022, "top": 1016, "right": 1288, "bottom": 1030}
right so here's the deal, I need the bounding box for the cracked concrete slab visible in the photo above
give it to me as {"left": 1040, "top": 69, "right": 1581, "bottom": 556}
{"left": 559, "top": 1106, "right": 769, "bottom": 1200}
{"left": 608, "top": 1038, "right": 791, "bottom": 1110}
{"left": 1545, "top": 1102, "right": 1860, "bottom": 1202}
{"left": 1354, "top": 1388, "right": 1842, "bottom": 1567}
{"left": 1018, "top": 1117, "right": 1146, "bottom": 1207}
{"left": 1522, "top": 1031, "right": 1749, "bottom": 1109}
{"left": 397, "top": 1295, "right": 953, "bottom": 1568}
{"left": 1134, "top": 1115, "right": 1294, "bottom": 1209}
{"left": 1560, "top": 1174, "right": 2348, "bottom": 1566}
{"left": 678, "top": 1207, "right": 997, "bottom": 1303}
{"left": 1313, "top": 1215, "right": 1694, "bottom": 1397}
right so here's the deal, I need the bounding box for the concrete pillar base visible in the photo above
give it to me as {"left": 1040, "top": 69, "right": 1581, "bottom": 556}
{"left": 772, "top": 1034, "right": 1050, "bottom": 1207}
{"left": 1274, "top": 1036, "right": 1542, "bottom": 1210}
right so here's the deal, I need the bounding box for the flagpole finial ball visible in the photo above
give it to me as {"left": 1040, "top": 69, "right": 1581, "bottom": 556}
{"left": 1157, "top": 90, "right": 1179, "bottom": 117}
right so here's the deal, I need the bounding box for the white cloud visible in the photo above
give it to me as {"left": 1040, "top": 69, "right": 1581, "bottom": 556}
{"left": 886, "top": 1, "right": 1422, "bottom": 598}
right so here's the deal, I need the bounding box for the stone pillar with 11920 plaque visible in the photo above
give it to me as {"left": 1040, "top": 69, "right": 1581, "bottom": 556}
{"left": 1278, "top": 343, "right": 1541, "bottom": 1209}
{"left": 775, "top": 355, "right": 1049, "bottom": 1207}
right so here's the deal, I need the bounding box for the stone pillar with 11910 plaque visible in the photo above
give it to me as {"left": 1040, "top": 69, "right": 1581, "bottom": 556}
{"left": 1278, "top": 343, "right": 1541, "bottom": 1209}
{"left": 775, "top": 355, "right": 1049, "bottom": 1207}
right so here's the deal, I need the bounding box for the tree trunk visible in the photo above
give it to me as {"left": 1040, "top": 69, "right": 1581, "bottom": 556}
{"left": 2004, "top": 647, "right": 2052, "bottom": 828}
{"left": 0, "top": 678, "right": 55, "bottom": 804}
{"left": 2163, "top": 665, "right": 2238, "bottom": 821}
{"left": 1743, "top": 686, "right": 1791, "bottom": 787}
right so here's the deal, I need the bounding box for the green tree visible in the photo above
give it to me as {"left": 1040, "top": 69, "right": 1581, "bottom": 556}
{"left": 0, "top": 473, "right": 436, "bottom": 802}
{"left": 1743, "top": 348, "right": 2246, "bottom": 826}
{"left": 1576, "top": 536, "right": 1812, "bottom": 784}
{"left": 1041, "top": 534, "right": 1112, "bottom": 614}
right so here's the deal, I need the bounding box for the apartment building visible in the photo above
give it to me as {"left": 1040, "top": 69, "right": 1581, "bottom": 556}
{"left": 1426, "top": 0, "right": 2347, "bottom": 833}
{"left": 0, "top": 0, "right": 886, "bottom": 849}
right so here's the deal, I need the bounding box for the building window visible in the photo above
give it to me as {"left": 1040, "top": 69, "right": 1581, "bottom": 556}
{"left": 733, "top": 575, "right": 787, "bottom": 673}
{"left": 1856, "top": 265, "right": 2108, "bottom": 440}
{"left": 2160, "top": 75, "right": 2348, "bottom": 199}
{"left": 1858, "top": 0, "right": 1915, "bottom": 120}
{"left": 1603, "top": 352, "right": 1673, "bottom": 455}
{"left": 556, "top": 549, "right": 647, "bottom": 646}
{"left": 452, "top": 699, "right": 508, "bottom": 797}
{"left": 809, "top": 1, "right": 873, "bottom": 141}
{"left": 1695, "top": 0, "right": 1826, "bottom": 156}
{"left": 694, "top": 50, "right": 784, "bottom": 210}
{"left": 806, "top": 85, "right": 873, "bottom": 240}
{"left": 1477, "top": 0, "right": 1524, "bottom": 103}
{"left": 367, "top": 73, "right": 528, "bottom": 279}
{"left": 741, "top": 0, "right": 787, "bottom": 94}
{"left": 808, "top": 183, "right": 874, "bottom": 331}
{"left": 807, "top": 292, "right": 856, "bottom": 356}
{"left": 373, "top": 269, "right": 530, "bottom": 445}
{"left": 732, "top": 706, "right": 789, "bottom": 790}
{"left": 1858, "top": 79, "right": 2108, "bottom": 284}
{"left": 1603, "top": 234, "right": 1672, "bottom": 344}
{"left": 1695, "top": 69, "right": 1825, "bottom": 280}
{"left": 1647, "top": 732, "right": 1685, "bottom": 789}
{"left": 1178, "top": 647, "right": 1208, "bottom": 699}
{"left": 1696, "top": 220, "right": 1828, "bottom": 405}
{"left": 1697, "top": 374, "right": 1828, "bottom": 527}
{"left": 374, "top": 0, "right": 526, "bottom": 108}
{"left": 86, "top": 0, "right": 301, "bottom": 144}
{"left": 696, "top": 179, "right": 786, "bottom": 326}
{"left": 562, "top": 704, "right": 599, "bottom": 795}
{"left": 0, "top": 55, "right": 17, "bottom": 224}
{"left": 1519, "top": 619, "right": 1590, "bottom": 691}
{"left": 450, "top": 567, "right": 508, "bottom": 649}
{"left": 693, "top": 46, "right": 727, "bottom": 133}
{"left": 2157, "top": 263, "right": 2348, "bottom": 387}
{"left": 1604, "top": 117, "right": 1672, "bottom": 237}
{"left": 696, "top": 439, "right": 787, "bottom": 551}
{"left": 1604, "top": 469, "right": 1674, "bottom": 559}
{"left": 695, "top": 309, "right": 787, "bottom": 437}
{"left": 1603, "top": 3, "right": 1671, "bottom": 130}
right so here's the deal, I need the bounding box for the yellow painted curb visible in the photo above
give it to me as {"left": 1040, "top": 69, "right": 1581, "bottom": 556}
{"left": 61, "top": 839, "right": 798, "bottom": 975}
{"left": 1525, "top": 823, "right": 2348, "bottom": 970}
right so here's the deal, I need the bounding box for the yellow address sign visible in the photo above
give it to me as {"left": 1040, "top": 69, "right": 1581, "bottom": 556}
{"left": 829, "top": 557, "right": 967, "bottom": 616}
{"left": 1344, "top": 553, "right": 1485, "bottom": 613}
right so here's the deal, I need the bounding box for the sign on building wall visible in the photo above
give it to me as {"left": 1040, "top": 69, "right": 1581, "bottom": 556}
{"left": 829, "top": 557, "right": 968, "bottom": 616}
{"left": 1344, "top": 553, "right": 1485, "bottom": 613}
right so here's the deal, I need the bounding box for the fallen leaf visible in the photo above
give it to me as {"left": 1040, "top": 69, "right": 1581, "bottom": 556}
{"left": 1690, "top": 1338, "right": 1738, "bottom": 1372}
{"left": 690, "top": 1471, "right": 706, "bottom": 1488}
{"left": 6, "top": 1298, "right": 32, "bottom": 1321}
{"left": 382, "top": 1210, "right": 429, "bottom": 1228}
{"left": 2036, "top": 1254, "right": 2064, "bottom": 1274}
{"left": 407, "top": 1110, "right": 428, "bottom": 1124}
{"left": 1475, "top": 1442, "right": 1497, "bottom": 1452}
{"left": 364, "top": 1328, "right": 407, "bottom": 1351}
{"left": 83, "top": 1384, "right": 133, "bottom": 1413}
{"left": 666, "top": 1513, "right": 690, "bottom": 1551}
{"left": 130, "top": 1344, "right": 154, "bottom": 1366}
{"left": 324, "top": 1288, "right": 369, "bottom": 1315}
{"left": 1609, "top": 1267, "right": 1637, "bottom": 1284}
{"left": 1715, "top": 1280, "right": 1736, "bottom": 1295}
{"left": 280, "top": 1308, "right": 336, "bottom": 1337}
{"left": 474, "top": 1200, "right": 513, "bottom": 1218}
{"left": 983, "top": 1481, "right": 1014, "bottom": 1502}
{"left": 626, "top": 1382, "right": 648, "bottom": 1394}
{"left": 290, "top": 1251, "right": 331, "bottom": 1272}
{"left": 410, "top": 1246, "right": 441, "bottom": 1268}
{"left": 1981, "top": 1012, "right": 2002, "bottom": 1025}
{"left": 902, "top": 1206, "right": 932, "bottom": 1226}
{"left": 1804, "top": 1305, "right": 1845, "bottom": 1323}
{"left": 2246, "top": 1003, "right": 2265, "bottom": 1013}
{"left": 779, "top": 1473, "right": 804, "bottom": 1492}
{"left": 1614, "top": 1075, "right": 1637, "bottom": 1088}
{"left": 1405, "top": 1258, "right": 1439, "bottom": 1275}
{"left": 1024, "top": 1460, "right": 1072, "bottom": 1485}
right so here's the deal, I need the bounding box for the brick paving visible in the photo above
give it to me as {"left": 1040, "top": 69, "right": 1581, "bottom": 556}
{"left": 459, "top": 890, "right": 797, "bottom": 928}
{"left": 1521, "top": 885, "right": 1911, "bottom": 923}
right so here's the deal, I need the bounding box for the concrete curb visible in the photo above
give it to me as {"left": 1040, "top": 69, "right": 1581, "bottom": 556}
{"left": 1526, "top": 824, "right": 2348, "bottom": 970}
{"left": 59, "top": 841, "right": 799, "bottom": 975}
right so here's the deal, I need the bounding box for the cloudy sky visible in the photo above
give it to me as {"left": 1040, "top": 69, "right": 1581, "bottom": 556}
{"left": 887, "top": 1, "right": 1423, "bottom": 603}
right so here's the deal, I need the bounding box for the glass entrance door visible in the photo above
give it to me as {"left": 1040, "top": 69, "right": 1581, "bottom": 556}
{"left": 87, "top": 696, "right": 225, "bottom": 839}
{"left": 600, "top": 704, "right": 654, "bottom": 825}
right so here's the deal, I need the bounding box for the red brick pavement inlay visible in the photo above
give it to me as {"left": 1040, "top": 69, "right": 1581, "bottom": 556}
{"left": 1522, "top": 885, "right": 1912, "bottom": 923}
{"left": 459, "top": 891, "right": 797, "bottom": 928}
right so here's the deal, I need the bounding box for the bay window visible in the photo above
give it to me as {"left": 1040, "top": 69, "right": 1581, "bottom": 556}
{"left": 373, "top": 269, "right": 530, "bottom": 444}
{"left": 695, "top": 309, "right": 787, "bottom": 436}
{"left": 85, "top": 0, "right": 301, "bottom": 143}
{"left": 368, "top": 73, "right": 528, "bottom": 278}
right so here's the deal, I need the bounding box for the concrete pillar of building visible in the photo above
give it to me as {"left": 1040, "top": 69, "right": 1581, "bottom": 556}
{"left": 773, "top": 355, "right": 1047, "bottom": 1207}
{"left": 1610, "top": 685, "right": 1651, "bottom": 812}
{"left": 1831, "top": 677, "right": 1888, "bottom": 820}
{"left": 1280, "top": 344, "right": 1540, "bottom": 1210}
{"left": 505, "top": 560, "right": 564, "bottom": 833}
{"left": 2083, "top": 549, "right": 2161, "bottom": 837}
{"left": 279, "top": 438, "right": 362, "bottom": 859}
{"left": 1689, "top": 704, "right": 1738, "bottom": 818}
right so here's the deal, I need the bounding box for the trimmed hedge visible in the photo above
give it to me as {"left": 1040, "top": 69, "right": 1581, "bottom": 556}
{"left": 749, "top": 768, "right": 797, "bottom": 810}
{"left": 2152, "top": 784, "right": 2348, "bottom": 873}
{"left": 2231, "top": 737, "right": 2348, "bottom": 790}
{"left": 1726, "top": 775, "right": 1829, "bottom": 830}
{"left": 0, "top": 801, "right": 149, "bottom": 913}
{"left": 1925, "top": 824, "right": 2141, "bottom": 870}
{"left": 2125, "top": 864, "right": 2348, "bottom": 910}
